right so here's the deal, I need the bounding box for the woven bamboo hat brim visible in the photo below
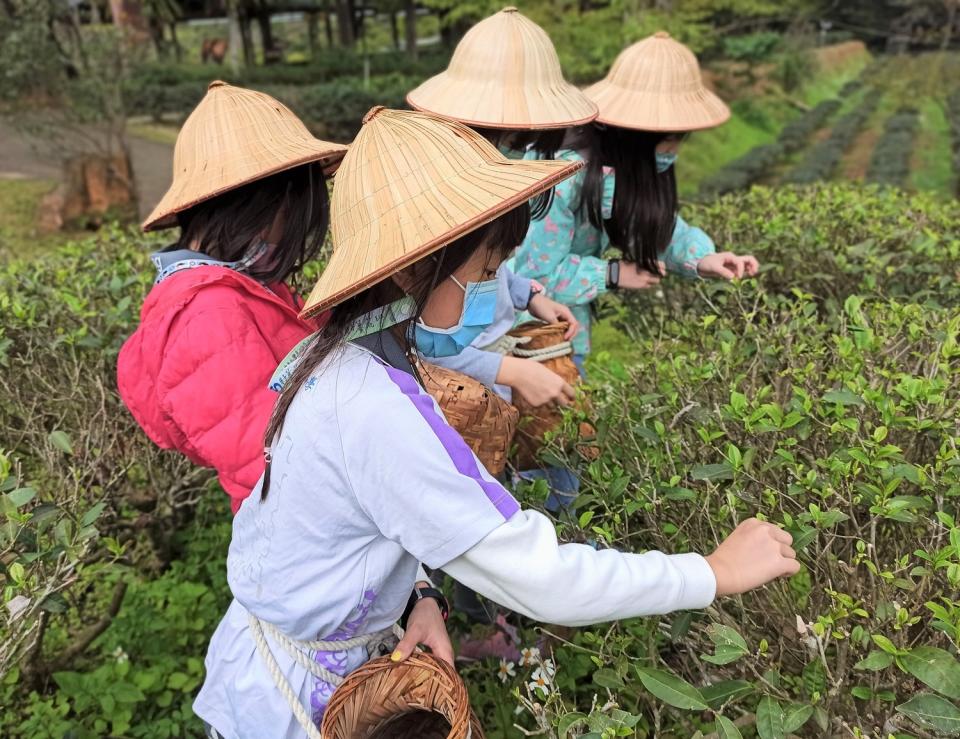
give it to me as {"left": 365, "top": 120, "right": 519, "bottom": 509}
{"left": 143, "top": 81, "right": 348, "bottom": 231}
{"left": 406, "top": 7, "right": 597, "bottom": 130}
{"left": 584, "top": 32, "right": 730, "bottom": 132}
{"left": 301, "top": 107, "right": 582, "bottom": 318}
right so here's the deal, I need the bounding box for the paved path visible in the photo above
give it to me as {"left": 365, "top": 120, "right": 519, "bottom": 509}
{"left": 0, "top": 120, "right": 173, "bottom": 221}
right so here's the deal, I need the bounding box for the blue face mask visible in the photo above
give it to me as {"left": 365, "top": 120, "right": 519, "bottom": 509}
{"left": 656, "top": 151, "right": 678, "bottom": 173}
{"left": 414, "top": 276, "right": 499, "bottom": 358}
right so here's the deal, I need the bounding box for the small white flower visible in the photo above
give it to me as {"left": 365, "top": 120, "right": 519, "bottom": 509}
{"left": 112, "top": 646, "right": 128, "bottom": 664}
{"left": 528, "top": 667, "right": 550, "bottom": 692}
{"left": 497, "top": 659, "right": 515, "bottom": 683}
{"left": 519, "top": 646, "right": 540, "bottom": 667}
{"left": 541, "top": 659, "right": 556, "bottom": 678}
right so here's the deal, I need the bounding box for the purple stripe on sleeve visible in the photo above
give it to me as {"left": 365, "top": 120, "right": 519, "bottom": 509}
{"left": 379, "top": 363, "right": 520, "bottom": 520}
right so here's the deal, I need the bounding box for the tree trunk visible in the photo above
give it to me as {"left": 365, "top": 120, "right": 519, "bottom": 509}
{"left": 389, "top": 11, "right": 399, "bottom": 50}
{"left": 148, "top": 16, "right": 166, "bottom": 58}
{"left": 257, "top": 10, "right": 275, "bottom": 59}
{"left": 336, "top": 0, "right": 355, "bottom": 47}
{"left": 170, "top": 21, "right": 182, "bottom": 62}
{"left": 307, "top": 11, "right": 319, "bottom": 55}
{"left": 405, "top": 0, "right": 417, "bottom": 60}
{"left": 90, "top": 0, "right": 102, "bottom": 24}
{"left": 324, "top": 10, "right": 334, "bottom": 47}
{"left": 108, "top": 0, "right": 149, "bottom": 39}
{"left": 943, "top": 0, "right": 958, "bottom": 49}
{"left": 1, "top": 0, "right": 16, "bottom": 19}
{"left": 240, "top": 13, "right": 255, "bottom": 66}
{"left": 226, "top": 0, "right": 243, "bottom": 73}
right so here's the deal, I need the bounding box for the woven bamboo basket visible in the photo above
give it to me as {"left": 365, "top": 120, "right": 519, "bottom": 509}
{"left": 320, "top": 652, "right": 485, "bottom": 739}
{"left": 508, "top": 321, "right": 598, "bottom": 468}
{"left": 419, "top": 362, "right": 519, "bottom": 476}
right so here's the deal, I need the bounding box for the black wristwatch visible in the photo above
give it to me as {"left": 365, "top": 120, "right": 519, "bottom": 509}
{"left": 400, "top": 586, "right": 450, "bottom": 629}
{"left": 606, "top": 259, "right": 621, "bottom": 290}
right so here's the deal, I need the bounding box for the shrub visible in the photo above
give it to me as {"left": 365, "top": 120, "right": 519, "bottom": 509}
{"left": 783, "top": 93, "right": 880, "bottom": 185}
{"left": 0, "top": 227, "right": 211, "bottom": 727}
{"left": 298, "top": 73, "right": 421, "bottom": 142}
{"left": 490, "top": 184, "right": 960, "bottom": 738}
{"left": 699, "top": 99, "right": 844, "bottom": 198}
{"left": 948, "top": 88, "right": 960, "bottom": 194}
{"left": 2, "top": 185, "right": 959, "bottom": 738}
{"left": 867, "top": 109, "right": 920, "bottom": 188}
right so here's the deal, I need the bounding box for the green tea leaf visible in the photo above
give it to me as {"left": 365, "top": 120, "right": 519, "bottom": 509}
{"left": 783, "top": 704, "right": 813, "bottom": 732}
{"left": 901, "top": 646, "right": 960, "bottom": 700}
{"left": 872, "top": 634, "right": 903, "bottom": 655}
{"left": 691, "top": 463, "right": 734, "bottom": 482}
{"left": 670, "top": 612, "right": 693, "bottom": 642}
{"left": 635, "top": 667, "right": 708, "bottom": 711}
{"left": 48, "top": 430, "right": 73, "bottom": 455}
{"left": 756, "top": 696, "right": 785, "bottom": 739}
{"left": 557, "top": 712, "right": 588, "bottom": 736}
{"left": 6, "top": 487, "right": 36, "bottom": 507}
{"left": 822, "top": 389, "right": 864, "bottom": 407}
{"left": 897, "top": 692, "right": 960, "bottom": 735}
{"left": 702, "top": 680, "right": 754, "bottom": 708}
{"left": 854, "top": 650, "right": 895, "bottom": 671}
{"left": 707, "top": 623, "right": 749, "bottom": 651}
{"left": 714, "top": 715, "right": 744, "bottom": 739}
{"left": 593, "top": 668, "right": 625, "bottom": 690}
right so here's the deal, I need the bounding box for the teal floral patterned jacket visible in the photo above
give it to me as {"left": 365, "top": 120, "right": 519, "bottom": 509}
{"left": 510, "top": 149, "right": 716, "bottom": 354}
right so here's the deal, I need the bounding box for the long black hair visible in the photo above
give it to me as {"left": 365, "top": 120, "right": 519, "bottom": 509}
{"left": 472, "top": 127, "right": 567, "bottom": 219}
{"left": 571, "top": 125, "right": 680, "bottom": 276}
{"left": 260, "top": 204, "right": 531, "bottom": 500}
{"left": 175, "top": 162, "right": 329, "bottom": 284}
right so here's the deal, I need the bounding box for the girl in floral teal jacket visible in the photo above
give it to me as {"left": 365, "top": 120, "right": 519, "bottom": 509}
{"left": 513, "top": 33, "right": 760, "bottom": 363}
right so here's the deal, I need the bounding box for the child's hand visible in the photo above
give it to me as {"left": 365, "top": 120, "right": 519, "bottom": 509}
{"left": 527, "top": 293, "right": 580, "bottom": 340}
{"left": 697, "top": 252, "right": 759, "bottom": 280}
{"left": 618, "top": 261, "right": 666, "bottom": 289}
{"left": 705, "top": 518, "right": 799, "bottom": 596}
{"left": 392, "top": 590, "right": 453, "bottom": 666}
{"left": 498, "top": 356, "right": 575, "bottom": 408}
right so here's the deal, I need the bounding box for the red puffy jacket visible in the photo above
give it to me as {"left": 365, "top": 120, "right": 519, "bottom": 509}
{"left": 117, "top": 267, "right": 318, "bottom": 514}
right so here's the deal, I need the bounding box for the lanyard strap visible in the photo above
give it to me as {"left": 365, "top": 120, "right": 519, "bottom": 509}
{"left": 268, "top": 298, "right": 416, "bottom": 392}
{"left": 151, "top": 241, "right": 269, "bottom": 284}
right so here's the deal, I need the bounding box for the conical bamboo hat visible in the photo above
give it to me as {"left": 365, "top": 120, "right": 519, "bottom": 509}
{"left": 406, "top": 7, "right": 597, "bottom": 130}
{"left": 301, "top": 107, "right": 582, "bottom": 317}
{"left": 584, "top": 32, "right": 730, "bottom": 132}
{"left": 143, "top": 81, "right": 348, "bottom": 231}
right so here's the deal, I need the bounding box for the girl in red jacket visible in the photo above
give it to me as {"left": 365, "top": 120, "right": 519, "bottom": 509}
{"left": 117, "top": 81, "right": 347, "bottom": 514}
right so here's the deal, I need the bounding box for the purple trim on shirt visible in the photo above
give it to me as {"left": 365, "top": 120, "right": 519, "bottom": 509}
{"left": 379, "top": 362, "right": 520, "bottom": 519}
{"left": 309, "top": 589, "right": 377, "bottom": 724}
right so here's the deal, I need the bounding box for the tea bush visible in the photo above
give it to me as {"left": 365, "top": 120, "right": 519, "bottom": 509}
{"left": 949, "top": 89, "right": 960, "bottom": 193}
{"left": 124, "top": 72, "right": 419, "bottom": 142}
{"left": 482, "top": 184, "right": 960, "bottom": 738}
{"left": 699, "top": 100, "right": 843, "bottom": 197}
{"left": 2, "top": 184, "right": 959, "bottom": 738}
{"left": 123, "top": 50, "right": 447, "bottom": 122}
{"left": 783, "top": 94, "right": 880, "bottom": 185}
{"left": 867, "top": 109, "right": 920, "bottom": 188}
{"left": 0, "top": 227, "right": 217, "bottom": 735}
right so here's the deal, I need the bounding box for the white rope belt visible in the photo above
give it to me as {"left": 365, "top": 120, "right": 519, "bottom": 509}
{"left": 512, "top": 341, "right": 573, "bottom": 362}
{"left": 481, "top": 334, "right": 573, "bottom": 363}
{"left": 249, "top": 613, "right": 403, "bottom": 739}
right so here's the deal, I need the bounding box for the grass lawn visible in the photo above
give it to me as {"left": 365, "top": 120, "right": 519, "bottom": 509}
{"left": 911, "top": 96, "right": 956, "bottom": 195}
{"left": 0, "top": 179, "right": 85, "bottom": 260}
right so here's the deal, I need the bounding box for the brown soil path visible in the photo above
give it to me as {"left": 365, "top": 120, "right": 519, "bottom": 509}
{"left": 0, "top": 119, "right": 172, "bottom": 221}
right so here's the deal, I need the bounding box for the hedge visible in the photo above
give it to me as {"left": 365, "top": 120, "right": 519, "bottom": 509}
{"left": 866, "top": 108, "right": 920, "bottom": 187}
{"left": 3, "top": 184, "right": 959, "bottom": 738}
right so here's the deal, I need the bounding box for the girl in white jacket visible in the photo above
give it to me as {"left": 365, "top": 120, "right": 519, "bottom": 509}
{"left": 193, "top": 107, "right": 799, "bottom": 739}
